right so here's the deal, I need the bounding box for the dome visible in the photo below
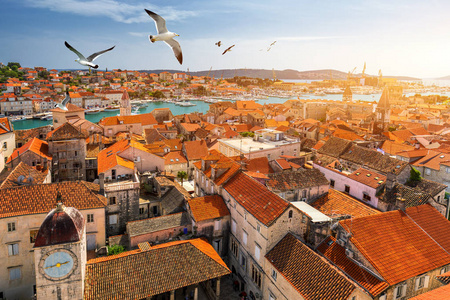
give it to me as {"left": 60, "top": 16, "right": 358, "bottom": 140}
{"left": 34, "top": 203, "right": 85, "bottom": 248}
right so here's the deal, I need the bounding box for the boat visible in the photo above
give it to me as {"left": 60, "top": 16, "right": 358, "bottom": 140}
{"left": 104, "top": 105, "right": 120, "bottom": 112}
{"left": 40, "top": 114, "right": 53, "bottom": 121}
{"left": 9, "top": 116, "right": 26, "bottom": 122}
{"left": 177, "top": 101, "right": 196, "bottom": 107}
{"left": 85, "top": 108, "right": 103, "bottom": 115}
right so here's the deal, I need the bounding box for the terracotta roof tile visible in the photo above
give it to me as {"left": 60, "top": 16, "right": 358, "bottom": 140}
{"left": 410, "top": 284, "right": 450, "bottom": 300}
{"left": 246, "top": 156, "right": 273, "bottom": 174}
{"left": 347, "top": 168, "right": 387, "bottom": 188}
{"left": 339, "top": 205, "right": 450, "bottom": 285}
{"left": 0, "top": 181, "right": 106, "bottom": 219}
{"left": 266, "top": 233, "right": 356, "bottom": 300}
{"left": 311, "top": 189, "right": 381, "bottom": 218}
{"left": 267, "top": 169, "right": 329, "bottom": 191}
{"left": 164, "top": 151, "right": 187, "bottom": 165}
{"left": 0, "top": 162, "right": 48, "bottom": 189}
{"left": 84, "top": 238, "right": 230, "bottom": 300}
{"left": 224, "top": 172, "right": 288, "bottom": 226}
{"left": 183, "top": 140, "right": 209, "bottom": 161}
{"left": 7, "top": 137, "right": 52, "bottom": 163}
{"left": 317, "top": 236, "right": 389, "bottom": 296}
{"left": 188, "top": 195, "right": 230, "bottom": 222}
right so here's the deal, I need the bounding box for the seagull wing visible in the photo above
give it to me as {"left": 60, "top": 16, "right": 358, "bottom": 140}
{"left": 65, "top": 41, "right": 86, "bottom": 60}
{"left": 145, "top": 9, "right": 168, "bottom": 34}
{"left": 164, "top": 39, "right": 183, "bottom": 64}
{"left": 86, "top": 46, "right": 115, "bottom": 62}
{"left": 61, "top": 92, "right": 71, "bottom": 108}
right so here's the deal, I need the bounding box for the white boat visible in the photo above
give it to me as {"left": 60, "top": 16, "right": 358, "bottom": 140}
{"left": 9, "top": 116, "right": 26, "bottom": 122}
{"left": 41, "top": 114, "right": 53, "bottom": 120}
{"left": 104, "top": 106, "right": 120, "bottom": 112}
{"left": 85, "top": 108, "right": 102, "bottom": 114}
{"left": 177, "top": 101, "right": 196, "bottom": 107}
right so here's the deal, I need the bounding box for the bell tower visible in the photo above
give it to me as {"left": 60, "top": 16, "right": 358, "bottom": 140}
{"left": 34, "top": 200, "right": 86, "bottom": 300}
{"left": 120, "top": 90, "right": 131, "bottom": 116}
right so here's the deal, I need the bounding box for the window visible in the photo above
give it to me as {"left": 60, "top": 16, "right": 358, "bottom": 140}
{"left": 425, "top": 168, "right": 431, "bottom": 176}
{"left": 109, "top": 214, "right": 118, "bottom": 225}
{"left": 255, "top": 244, "right": 261, "bottom": 260}
{"left": 243, "top": 231, "right": 248, "bottom": 245}
{"left": 344, "top": 185, "right": 350, "bottom": 193}
{"left": 214, "top": 219, "right": 221, "bottom": 231}
{"left": 446, "top": 166, "right": 450, "bottom": 174}
{"left": 231, "top": 238, "right": 239, "bottom": 257}
{"left": 330, "top": 179, "right": 335, "bottom": 187}
{"left": 363, "top": 193, "right": 371, "bottom": 202}
{"left": 109, "top": 196, "right": 116, "bottom": 205}
{"left": 240, "top": 254, "right": 246, "bottom": 268}
{"left": 231, "top": 219, "right": 236, "bottom": 233}
{"left": 269, "top": 294, "right": 276, "bottom": 300}
{"left": 302, "top": 190, "right": 307, "bottom": 198}
{"left": 256, "top": 223, "right": 261, "bottom": 232}
{"left": 7, "top": 222, "right": 15, "bottom": 232}
{"left": 9, "top": 267, "right": 21, "bottom": 280}
{"left": 74, "top": 151, "right": 78, "bottom": 157}
{"left": 3, "top": 142, "right": 7, "bottom": 149}
{"left": 288, "top": 210, "right": 293, "bottom": 218}
{"left": 139, "top": 207, "right": 145, "bottom": 215}
{"left": 271, "top": 269, "right": 277, "bottom": 281}
{"left": 87, "top": 214, "right": 94, "bottom": 223}
{"left": 395, "top": 283, "right": 407, "bottom": 299}
{"left": 244, "top": 213, "right": 247, "bottom": 221}
{"left": 441, "top": 267, "right": 447, "bottom": 275}
{"left": 8, "top": 243, "right": 19, "bottom": 256}
{"left": 30, "top": 229, "right": 39, "bottom": 243}
{"left": 415, "top": 275, "right": 429, "bottom": 290}
{"left": 251, "top": 264, "right": 262, "bottom": 288}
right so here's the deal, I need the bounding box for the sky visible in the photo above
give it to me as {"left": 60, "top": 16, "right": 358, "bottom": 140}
{"left": 2, "top": 0, "right": 450, "bottom": 78}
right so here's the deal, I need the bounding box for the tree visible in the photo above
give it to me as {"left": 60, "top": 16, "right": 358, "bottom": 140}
{"left": 177, "top": 171, "right": 188, "bottom": 185}
{"left": 7, "top": 62, "right": 21, "bottom": 70}
{"left": 107, "top": 244, "right": 125, "bottom": 255}
{"left": 409, "top": 167, "right": 422, "bottom": 182}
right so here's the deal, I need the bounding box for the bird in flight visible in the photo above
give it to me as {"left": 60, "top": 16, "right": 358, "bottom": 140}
{"left": 222, "top": 45, "right": 235, "bottom": 55}
{"left": 54, "top": 91, "right": 71, "bottom": 111}
{"left": 215, "top": 41, "right": 222, "bottom": 47}
{"left": 270, "top": 41, "right": 277, "bottom": 46}
{"left": 64, "top": 41, "right": 115, "bottom": 71}
{"left": 145, "top": 9, "right": 183, "bottom": 65}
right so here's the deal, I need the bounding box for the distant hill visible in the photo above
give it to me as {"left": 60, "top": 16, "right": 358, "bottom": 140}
{"left": 139, "top": 68, "right": 420, "bottom": 81}
{"left": 434, "top": 75, "right": 450, "bottom": 80}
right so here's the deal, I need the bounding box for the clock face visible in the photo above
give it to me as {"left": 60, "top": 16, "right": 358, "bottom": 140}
{"left": 40, "top": 249, "right": 76, "bottom": 280}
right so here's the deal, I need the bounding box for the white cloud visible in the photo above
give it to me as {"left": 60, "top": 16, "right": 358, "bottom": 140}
{"left": 23, "top": 0, "right": 197, "bottom": 24}
{"left": 277, "top": 36, "right": 353, "bottom": 41}
{"left": 128, "top": 32, "right": 148, "bottom": 37}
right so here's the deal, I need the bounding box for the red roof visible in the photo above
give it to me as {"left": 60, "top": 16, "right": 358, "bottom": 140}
{"left": 183, "top": 140, "right": 209, "bottom": 161}
{"left": 339, "top": 205, "right": 450, "bottom": 285}
{"left": 317, "top": 236, "right": 389, "bottom": 296}
{"left": 188, "top": 195, "right": 230, "bottom": 222}
{"left": 7, "top": 137, "right": 52, "bottom": 164}
{"left": 224, "top": 172, "right": 289, "bottom": 226}
{"left": 347, "top": 168, "right": 386, "bottom": 188}
{"left": 410, "top": 284, "right": 450, "bottom": 300}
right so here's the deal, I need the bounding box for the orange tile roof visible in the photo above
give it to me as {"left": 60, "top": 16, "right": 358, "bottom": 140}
{"left": 0, "top": 162, "right": 48, "bottom": 189}
{"left": 97, "top": 139, "right": 132, "bottom": 174}
{"left": 84, "top": 238, "right": 230, "bottom": 300}
{"left": 0, "top": 181, "right": 106, "bottom": 219}
{"left": 311, "top": 189, "right": 381, "bottom": 218}
{"left": 412, "top": 150, "right": 450, "bottom": 170}
{"left": 180, "top": 122, "right": 200, "bottom": 132}
{"left": 7, "top": 137, "right": 52, "bottom": 164}
{"left": 224, "top": 172, "right": 288, "bottom": 226}
{"left": 339, "top": 205, "right": 450, "bottom": 285}
{"left": 266, "top": 233, "right": 356, "bottom": 300}
{"left": 317, "top": 236, "right": 388, "bottom": 296}
{"left": 246, "top": 156, "right": 273, "bottom": 174}
{"left": 183, "top": 140, "right": 209, "bottom": 161}
{"left": 381, "top": 140, "right": 415, "bottom": 155}
{"left": 0, "top": 117, "right": 12, "bottom": 135}
{"left": 164, "top": 151, "right": 187, "bottom": 165}
{"left": 410, "top": 284, "right": 450, "bottom": 300}
{"left": 347, "top": 168, "right": 387, "bottom": 188}
{"left": 188, "top": 195, "right": 230, "bottom": 222}
{"left": 275, "top": 158, "right": 291, "bottom": 170}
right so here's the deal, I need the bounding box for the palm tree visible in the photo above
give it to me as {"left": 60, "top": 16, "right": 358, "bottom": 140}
{"left": 177, "top": 171, "right": 188, "bottom": 185}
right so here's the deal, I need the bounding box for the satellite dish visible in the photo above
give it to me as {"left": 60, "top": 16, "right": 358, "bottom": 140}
{"left": 17, "top": 175, "right": 25, "bottom": 184}
{"left": 28, "top": 176, "right": 34, "bottom": 185}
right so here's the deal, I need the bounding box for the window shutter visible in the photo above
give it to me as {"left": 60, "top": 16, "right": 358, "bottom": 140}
{"left": 255, "top": 245, "right": 260, "bottom": 260}
{"left": 8, "top": 245, "right": 12, "bottom": 256}
{"left": 424, "top": 275, "right": 430, "bottom": 288}
{"left": 392, "top": 287, "right": 398, "bottom": 300}
{"left": 415, "top": 278, "right": 420, "bottom": 291}
{"left": 401, "top": 284, "right": 407, "bottom": 297}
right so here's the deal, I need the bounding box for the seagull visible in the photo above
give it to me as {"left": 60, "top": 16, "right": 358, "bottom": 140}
{"left": 267, "top": 47, "right": 272, "bottom": 52}
{"left": 215, "top": 41, "right": 222, "bottom": 47}
{"left": 270, "top": 41, "right": 277, "bottom": 46}
{"left": 222, "top": 45, "right": 235, "bottom": 55}
{"left": 145, "top": 9, "right": 183, "bottom": 65}
{"left": 54, "top": 91, "right": 71, "bottom": 111}
{"left": 64, "top": 41, "right": 115, "bottom": 70}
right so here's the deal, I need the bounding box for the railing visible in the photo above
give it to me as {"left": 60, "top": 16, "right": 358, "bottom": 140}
{"left": 105, "top": 181, "right": 140, "bottom": 192}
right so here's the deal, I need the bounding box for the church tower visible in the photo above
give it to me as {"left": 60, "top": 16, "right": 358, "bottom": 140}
{"left": 34, "top": 200, "right": 86, "bottom": 300}
{"left": 120, "top": 90, "right": 131, "bottom": 116}
{"left": 343, "top": 85, "right": 352, "bottom": 102}
{"left": 374, "top": 87, "right": 391, "bottom": 132}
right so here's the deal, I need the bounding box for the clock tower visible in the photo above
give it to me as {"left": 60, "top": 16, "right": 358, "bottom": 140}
{"left": 34, "top": 202, "right": 86, "bottom": 300}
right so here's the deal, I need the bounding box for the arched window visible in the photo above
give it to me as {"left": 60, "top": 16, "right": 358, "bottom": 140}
{"left": 288, "top": 210, "right": 293, "bottom": 218}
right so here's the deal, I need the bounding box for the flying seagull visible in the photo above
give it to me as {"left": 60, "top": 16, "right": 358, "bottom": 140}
{"left": 222, "top": 45, "right": 235, "bottom": 55}
{"left": 145, "top": 9, "right": 183, "bottom": 65}
{"left": 54, "top": 91, "right": 71, "bottom": 111}
{"left": 270, "top": 41, "right": 277, "bottom": 46}
{"left": 215, "top": 41, "right": 222, "bottom": 47}
{"left": 64, "top": 41, "right": 115, "bottom": 70}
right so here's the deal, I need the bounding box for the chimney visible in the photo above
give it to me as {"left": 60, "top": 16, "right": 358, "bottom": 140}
{"left": 99, "top": 173, "right": 105, "bottom": 195}
{"left": 43, "top": 157, "right": 48, "bottom": 171}
{"left": 386, "top": 172, "right": 396, "bottom": 190}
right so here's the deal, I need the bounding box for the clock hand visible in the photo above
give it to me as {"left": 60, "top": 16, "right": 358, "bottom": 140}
{"left": 44, "top": 261, "right": 70, "bottom": 269}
